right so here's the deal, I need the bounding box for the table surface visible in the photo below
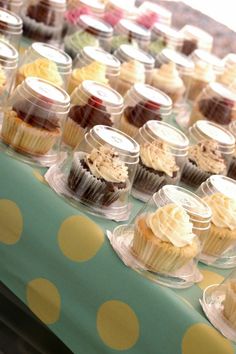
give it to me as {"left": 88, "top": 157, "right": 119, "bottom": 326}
{"left": 1, "top": 150, "right": 236, "bottom": 354}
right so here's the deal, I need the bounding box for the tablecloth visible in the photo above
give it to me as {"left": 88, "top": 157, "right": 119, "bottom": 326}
{"left": 0, "top": 150, "right": 236, "bottom": 354}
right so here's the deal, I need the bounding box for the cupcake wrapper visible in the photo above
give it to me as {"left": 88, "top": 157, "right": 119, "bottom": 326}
{"left": 132, "top": 222, "right": 197, "bottom": 273}
{"left": 1, "top": 112, "right": 60, "bottom": 156}
{"left": 68, "top": 153, "right": 127, "bottom": 207}
{"left": 202, "top": 223, "right": 236, "bottom": 257}
{"left": 62, "top": 117, "right": 85, "bottom": 149}
{"left": 133, "top": 163, "right": 167, "bottom": 196}
{"left": 223, "top": 285, "right": 236, "bottom": 329}
{"left": 119, "top": 114, "right": 139, "bottom": 138}
{"left": 228, "top": 158, "right": 236, "bottom": 180}
{"left": 181, "top": 160, "right": 212, "bottom": 189}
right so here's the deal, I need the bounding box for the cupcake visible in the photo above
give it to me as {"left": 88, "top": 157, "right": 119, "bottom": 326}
{"left": 64, "top": 30, "right": 99, "bottom": 59}
{"left": 133, "top": 140, "right": 180, "bottom": 196}
{"left": 187, "top": 62, "right": 215, "bottom": 101}
{"left": 115, "top": 60, "right": 145, "bottom": 96}
{"left": 181, "top": 140, "right": 227, "bottom": 188}
{"left": 68, "top": 61, "right": 108, "bottom": 94}
{"left": 223, "top": 280, "right": 236, "bottom": 329}
{"left": 202, "top": 193, "right": 236, "bottom": 256}
{"left": 68, "top": 145, "right": 129, "bottom": 206}
{"left": 151, "top": 62, "right": 185, "bottom": 104}
{"left": 132, "top": 203, "right": 199, "bottom": 273}
{"left": 16, "top": 58, "right": 63, "bottom": 87}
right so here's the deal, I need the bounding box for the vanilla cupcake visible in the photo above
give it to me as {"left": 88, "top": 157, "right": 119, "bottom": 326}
{"left": 116, "top": 60, "right": 145, "bottom": 96}
{"left": 188, "top": 61, "right": 215, "bottom": 101}
{"left": 202, "top": 193, "right": 236, "bottom": 256}
{"left": 68, "top": 61, "right": 108, "bottom": 94}
{"left": 132, "top": 203, "right": 199, "bottom": 273}
{"left": 223, "top": 280, "right": 236, "bottom": 329}
{"left": 16, "top": 58, "right": 63, "bottom": 87}
{"left": 151, "top": 62, "right": 185, "bottom": 104}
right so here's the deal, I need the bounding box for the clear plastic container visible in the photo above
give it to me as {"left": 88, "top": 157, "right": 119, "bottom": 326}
{"left": 200, "top": 269, "right": 236, "bottom": 343}
{"left": 150, "top": 23, "right": 183, "bottom": 57}
{"left": 64, "top": 14, "right": 113, "bottom": 59}
{"left": 119, "top": 83, "right": 172, "bottom": 138}
{"left": 114, "top": 44, "right": 155, "bottom": 88}
{"left": 228, "top": 121, "right": 236, "bottom": 180}
{"left": 197, "top": 175, "right": 236, "bottom": 268}
{"left": 109, "top": 184, "right": 211, "bottom": 288}
{"left": 189, "top": 82, "right": 236, "bottom": 126}
{"left": 0, "top": 39, "right": 18, "bottom": 114}
{"left": 180, "top": 25, "right": 213, "bottom": 56}
{"left": 16, "top": 42, "right": 72, "bottom": 90}
{"left": 0, "top": 7, "right": 22, "bottom": 49}
{"left": 218, "top": 53, "right": 236, "bottom": 87}
{"left": 46, "top": 124, "right": 140, "bottom": 220}
{"left": 0, "top": 0, "right": 23, "bottom": 15}
{"left": 132, "top": 120, "right": 189, "bottom": 202}
{"left": 68, "top": 46, "right": 120, "bottom": 94}
{"left": 104, "top": 0, "right": 137, "bottom": 27}
{"left": 63, "top": 79, "right": 123, "bottom": 148}
{"left": 181, "top": 120, "right": 235, "bottom": 189}
{"left": 111, "top": 18, "right": 151, "bottom": 53}
{"left": 137, "top": 1, "right": 172, "bottom": 29}
{"left": 21, "top": 0, "right": 66, "bottom": 44}
{"left": 0, "top": 76, "right": 70, "bottom": 166}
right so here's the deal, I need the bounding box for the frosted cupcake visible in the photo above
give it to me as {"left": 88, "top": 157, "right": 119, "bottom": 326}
{"left": 68, "top": 145, "right": 129, "bottom": 206}
{"left": 223, "top": 280, "right": 236, "bottom": 329}
{"left": 188, "top": 61, "right": 215, "bottom": 101}
{"left": 151, "top": 62, "right": 185, "bottom": 104}
{"left": 16, "top": 58, "right": 63, "bottom": 87}
{"left": 64, "top": 31, "right": 99, "bottom": 59}
{"left": 202, "top": 193, "right": 236, "bottom": 256}
{"left": 68, "top": 61, "right": 108, "bottom": 94}
{"left": 132, "top": 203, "right": 199, "bottom": 273}
{"left": 116, "top": 60, "right": 145, "bottom": 96}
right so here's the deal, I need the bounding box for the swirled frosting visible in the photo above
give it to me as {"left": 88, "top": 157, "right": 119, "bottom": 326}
{"left": 65, "top": 31, "right": 99, "bottom": 51}
{"left": 71, "top": 61, "right": 108, "bottom": 84}
{"left": 86, "top": 146, "right": 128, "bottom": 183}
{"left": 140, "top": 140, "right": 179, "bottom": 177}
{"left": 152, "top": 62, "right": 184, "bottom": 90}
{"left": 189, "top": 140, "right": 226, "bottom": 174}
{"left": 19, "top": 58, "right": 63, "bottom": 87}
{"left": 192, "top": 61, "right": 215, "bottom": 82}
{"left": 146, "top": 203, "right": 195, "bottom": 247}
{"left": 119, "top": 60, "right": 145, "bottom": 84}
{"left": 204, "top": 193, "right": 236, "bottom": 230}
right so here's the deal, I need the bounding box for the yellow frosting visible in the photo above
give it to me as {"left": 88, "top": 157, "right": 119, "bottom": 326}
{"left": 119, "top": 60, "right": 145, "bottom": 84}
{"left": 204, "top": 193, "right": 236, "bottom": 230}
{"left": 152, "top": 62, "right": 184, "bottom": 91}
{"left": 146, "top": 203, "right": 195, "bottom": 247}
{"left": 71, "top": 61, "right": 108, "bottom": 85}
{"left": 0, "top": 65, "right": 6, "bottom": 88}
{"left": 19, "top": 58, "right": 63, "bottom": 87}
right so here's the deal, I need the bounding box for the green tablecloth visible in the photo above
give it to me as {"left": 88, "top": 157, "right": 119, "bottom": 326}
{"left": 0, "top": 150, "right": 236, "bottom": 354}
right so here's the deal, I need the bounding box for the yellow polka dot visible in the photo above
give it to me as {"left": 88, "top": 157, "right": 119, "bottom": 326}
{"left": 0, "top": 199, "right": 23, "bottom": 244}
{"left": 27, "top": 278, "right": 61, "bottom": 324}
{"left": 182, "top": 323, "right": 234, "bottom": 354}
{"left": 97, "top": 300, "right": 139, "bottom": 350}
{"left": 33, "top": 169, "right": 47, "bottom": 185}
{"left": 58, "top": 215, "right": 104, "bottom": 262}
{"left": 197, "top": 270, "right": 224, "bottom": 290}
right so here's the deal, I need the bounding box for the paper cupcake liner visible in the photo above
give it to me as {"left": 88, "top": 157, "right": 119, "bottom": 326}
{"left": 151, "top": 80, "right": 184, "bottom": 104}
{"left": 68, "top": 153, "right": 127, "bottom": 207}
{"left": 202, "top": 223, "right": 236, "bottom": 257}
{"left": 62, "top": 117, "right": 85, "bottom": 149}
{"left": 181, "top": 160, "right": 212, "bottom": 188}
{"left": 132, "top": 217, "right": 199, "bottom": 273}
{"left": 132, "top": 163, "right": 167, "bottom": 196}
{"left": 223, "top": 283, "right": 236, "bottom": 330}
{"left": 228, "top": 158, "right": 236, "bottom": 180}
{"left": 119, "top": 114, "right": 139, "bottom": 138}
{"left": 1, "top": 111, "right": 60, "bottom": 156}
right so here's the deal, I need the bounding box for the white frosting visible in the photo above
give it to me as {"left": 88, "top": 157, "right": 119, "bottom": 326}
{"left": 192, "top": 61, "right": 215, "bottom": 82}
{"left": 152, "top": 62, "right": 184, "bottom": 91}
{"left": 119, "top": 60, "right": 145, "bottom": 84}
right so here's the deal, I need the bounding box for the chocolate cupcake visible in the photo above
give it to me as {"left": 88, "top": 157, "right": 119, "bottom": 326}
{"left": 68, "top": 146, "right": 128, "bottom": 207}
{"left": 181, "top": 140, "right": 227, "bottom": 188}
{"left": 181, "top": 39, "right": 197, "bottom": 56}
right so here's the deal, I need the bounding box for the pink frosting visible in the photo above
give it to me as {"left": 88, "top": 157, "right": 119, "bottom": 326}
{"left": 136, "top": 12, "right": 159, "bottom": 29}
{"left": 103, "top": 9, "right": 124, "bottom": 26}
{"left": 65, "top": 7, "right": 91, "bottom": 25}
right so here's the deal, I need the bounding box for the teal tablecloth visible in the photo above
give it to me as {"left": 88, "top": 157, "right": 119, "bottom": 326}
{"left": 0, "top": 150, "right": 236, "bottom": 354}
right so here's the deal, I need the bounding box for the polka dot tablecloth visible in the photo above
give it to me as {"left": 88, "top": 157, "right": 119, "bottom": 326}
{"left": 0, "top": 151, "right": 235, "bottom": 354}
